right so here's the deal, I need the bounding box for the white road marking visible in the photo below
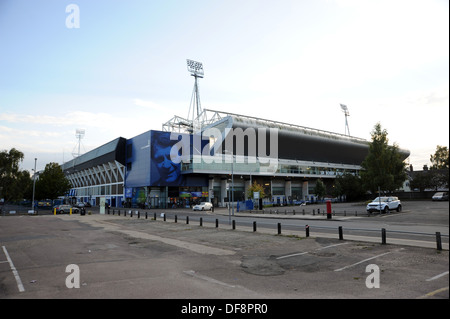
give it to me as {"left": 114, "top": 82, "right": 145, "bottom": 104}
{"left": 1, "top": 246, "right": 25, "bottom": 292}
{"left": 316, "top": 243, "right": 349, "bottom": 250}
{"left": 276, "top": 242, "right": 348, "bottom": 260}
{"left": 334, "top": 252, "right": 392, "bottom": 272}
{"left": 276, "top": 252, "right": 308, "bottom": 260}
{"left": 426, "top": 271, "right": 449, "bottom": 282}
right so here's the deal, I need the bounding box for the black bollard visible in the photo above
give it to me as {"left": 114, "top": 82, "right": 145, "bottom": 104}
{"left": 215, "top": 219, "right": 218, "bottom": 228}
{"left": 381, "top": 228, "right": 386, "bottom": 245}
{"left": 175, "top": 215, "right": 177, "bottom": 223}
{"left": 232, "top": 220, "right": 236, "bottom": 230}
{"left": 186, "top": 216, "right": 189, "bottom": 224}
{"left": 277, "top": 223, "right": 281, "bottom": 235}
{"left": 253, "top": 221, "right": 257, "bottom": 232}
{"left": 338, "top": 226, "right": 343, "bottom": 240}
{"left": 200, "top": 217, "right": 203, "bottom": 226}
{"left": 436, "top": 232, "right": 442, "bottom": 251}
{"left": 305, "top": 225, "right": 310, "bottom": 237}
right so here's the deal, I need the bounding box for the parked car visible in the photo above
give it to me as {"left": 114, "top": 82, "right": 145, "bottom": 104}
{"left": 192, "top": 202, "right": 213, "bottom": 211}
{"left": 366, "top": 196, "right": 402, "bottom": 214}
{"left": 432, "top": 192, "right": 449, "bottom": 201}
{"left": 293, "top": 200, "right": 309, "bottom": 205}
{"left": 53, "top": 204, "right": 79, "bottom": 214}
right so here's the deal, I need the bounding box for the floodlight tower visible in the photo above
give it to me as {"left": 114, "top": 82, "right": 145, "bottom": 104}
{"left": 340, "top": 104, "right": 350, "bottom": 136}
{"left": 186, "top": 59, "right": 204, "bottom": 132}
{"left": 72, "top": 129, "right": 85, "bottom": 158}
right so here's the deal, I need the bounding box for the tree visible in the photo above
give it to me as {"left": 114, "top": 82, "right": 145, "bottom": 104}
{"left": 313, "top": 179, "right": 326, "bottom": 201}
{"left": 246, "top": 181, "right": 267, "bottom": 199}
{"left": 333, "top": 173, "right": 365, "bottom": 201}
{"left": 0, "top": 148, "right": 32, "bottom": 201}
{"left": 360, "top": 123, "right": 408, "bottom": 194}
{"left": 9, "top": 170, "right": 33, "bottom": 201}
{"left": 427, "top": 145, "right": 449, "bottom": 189}
{"left": 430, "top": 145, "right": 449, "bottom": 170}
{"left": 410, "top": 171, "right": 433, "bottom": 192}
{"left": 35, "top": 162, "right": 71, "bottom": 200}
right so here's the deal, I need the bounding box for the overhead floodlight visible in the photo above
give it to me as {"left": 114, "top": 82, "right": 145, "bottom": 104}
{"left": 187, "top": 59, "right": 204, "bottom": 78}
{"left": 72, "top": 128, "right": 85, "bottom": 158}
{"left": 186, "top": 59, "right": 205, "bottom": 132}
{"left": 340, "top": 104, "right": 350, "bottom": 136}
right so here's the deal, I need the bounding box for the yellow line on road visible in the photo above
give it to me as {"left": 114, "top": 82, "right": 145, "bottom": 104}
{"left": 417, "top": 286, "right": 449, "bottom": 299}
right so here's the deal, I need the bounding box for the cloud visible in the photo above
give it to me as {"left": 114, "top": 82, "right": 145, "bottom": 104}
{"left": 133, "top": 98, "right": 165, "bottom": 111}
{"left": 0, "top": 111, "right": 118, "bottom": 129}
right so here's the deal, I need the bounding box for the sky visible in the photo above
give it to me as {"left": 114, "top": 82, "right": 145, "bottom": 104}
{"left": 0, "top": 0, "right": 448, "bottom": 173}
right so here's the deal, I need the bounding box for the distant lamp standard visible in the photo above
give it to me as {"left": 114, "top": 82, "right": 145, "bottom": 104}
{"left": 31, "top": 158, "right": 37, "bottom": 212}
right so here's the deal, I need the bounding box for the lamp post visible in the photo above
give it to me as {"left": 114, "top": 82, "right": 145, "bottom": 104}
{"left": 31, "top": 158, "right": 37, "bottom": 212}
{"left": 224, "top": 150, "right": 235, "bottom": 223}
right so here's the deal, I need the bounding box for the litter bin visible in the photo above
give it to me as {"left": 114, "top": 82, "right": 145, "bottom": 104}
{"left": 80, "top": 208, "right": 86, "bottom": 216}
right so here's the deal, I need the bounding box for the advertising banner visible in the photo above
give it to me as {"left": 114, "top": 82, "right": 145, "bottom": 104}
{"left": 150, "top": 130, "right": 188, "bottom": 186}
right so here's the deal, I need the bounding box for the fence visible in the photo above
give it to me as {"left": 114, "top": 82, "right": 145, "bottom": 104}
{"left": 3, "top": 207, "right": 447, "bottom": 250}
{"left": 246, "top": 207, "right": 368, "bottom": 217}
{"left": 102, "top": 208, "right": 448, "bottom": 251}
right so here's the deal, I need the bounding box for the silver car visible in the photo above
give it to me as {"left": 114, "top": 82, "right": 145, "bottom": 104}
{"left": 193, "top": 202, "right": 213, "bottom": 211}
{"left": 432, "top": 192, "right": 448, "bottom": 201}
{"left": 53, "top": 204, "right": 79, "bottom": 214}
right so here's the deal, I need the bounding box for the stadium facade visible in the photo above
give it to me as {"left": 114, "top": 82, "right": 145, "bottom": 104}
{"left": 62, "top": 109, "right": 410, "bottom": 209}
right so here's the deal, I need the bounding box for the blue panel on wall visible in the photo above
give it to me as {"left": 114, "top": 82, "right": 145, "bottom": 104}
{"left": 125, "top": 130, "right": 209, "bottom": 188}
{"left": 125, "top": 130, "right": 151, "bottom": 188}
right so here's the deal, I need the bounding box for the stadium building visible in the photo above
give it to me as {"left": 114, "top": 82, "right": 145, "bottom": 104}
{"left": 62, "top": 60, "right": 409, "bottom": 208}
{"left": 61, "top": 108, "right": 410, "bottom": 209}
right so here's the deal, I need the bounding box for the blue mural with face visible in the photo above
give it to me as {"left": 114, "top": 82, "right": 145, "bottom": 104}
{"left": 150, "top": 130, "right": 186, "bottom": 186}
{"left": 125, "top": 130, "right": 208, "bottom": 188}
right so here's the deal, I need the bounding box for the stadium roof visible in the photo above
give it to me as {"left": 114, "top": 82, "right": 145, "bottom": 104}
{"left": 61, "top": 137, "right": 126, "bottom": 172}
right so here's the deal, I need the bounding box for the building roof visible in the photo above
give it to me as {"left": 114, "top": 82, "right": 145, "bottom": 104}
{"left": 61, "top": 137, "right": 126, "bottom": 172}
{"left": 200, "top": 109, "right": 409, "bottom": 166}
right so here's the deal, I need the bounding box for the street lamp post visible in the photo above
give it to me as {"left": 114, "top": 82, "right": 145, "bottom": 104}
{"left": 31, "top": 158, "right": 37, "bottom": 212}
{"left": 224, "top": 150, "right": 235, "bottom": 224}
{"left": 231, "top": 157, "right": 234, "bottom": 217}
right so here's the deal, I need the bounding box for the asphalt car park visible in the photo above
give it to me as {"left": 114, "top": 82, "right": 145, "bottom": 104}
{"left": 0, "top": 210, "right": 448, "bottom": 300}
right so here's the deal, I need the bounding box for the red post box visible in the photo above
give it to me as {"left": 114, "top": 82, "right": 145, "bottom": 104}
{"left": 326, "top": 200, "right": 332, "bottom": 219}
